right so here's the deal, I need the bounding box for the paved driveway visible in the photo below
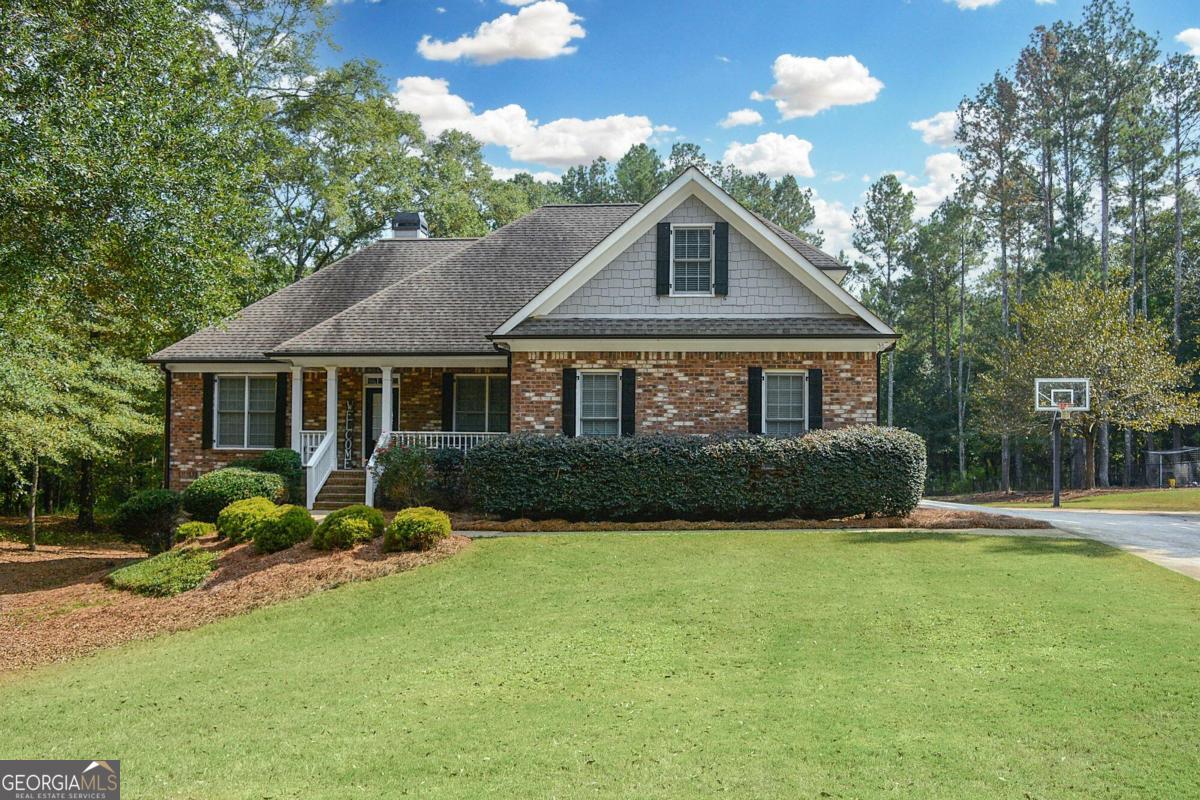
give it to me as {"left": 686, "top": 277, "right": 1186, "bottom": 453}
{"left": 923, "top": 499, "right": 1200, "bottom": 580}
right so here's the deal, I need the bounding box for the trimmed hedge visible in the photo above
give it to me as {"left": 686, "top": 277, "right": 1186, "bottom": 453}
{"left": 216, "top": 497, "right": 278, "bottom": 543}
{"left": 257, "top": 448, "right": 304, "bottom": 503}
{"left": 182, "top": 468, "right": 285, "bottom": 522}
{"left": 463, "top": 427, "right": 927, "bottom": 521}
{"left": 112, "top": 489, "right": 181, "bottom": 554}
{"left": 384, "top": 507, "right": 451, "bottom": 552}
{"left": 106, "top": 548, "right": 217, "bottom": 597}
{"left": 252, "top": 504, "right": 316, "bottom": 554}
{"left": 312, "top": 504, "right": 385, "bottom": 550}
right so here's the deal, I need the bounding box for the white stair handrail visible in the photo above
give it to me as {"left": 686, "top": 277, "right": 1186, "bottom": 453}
{"left": 365, "top": 432, "right": 390, "bottom": 507}
{"left": 305, "top": 432, "right": 336, "bottom": 509}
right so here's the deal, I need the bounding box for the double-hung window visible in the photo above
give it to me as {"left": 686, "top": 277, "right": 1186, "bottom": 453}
{"left": 215, "top": 375, "right": 276, "bottom": 449}
{"left": 671, "top": 225, "right": 714, "bottom": 295}
{"left": 578, "top": 372, "right": 620, "bottom": 437}
{"left": 763, "top": 371, "right": 807, "bottom": 436}
{"left": 454, "top": 375, "right": 509, "bottom": 432}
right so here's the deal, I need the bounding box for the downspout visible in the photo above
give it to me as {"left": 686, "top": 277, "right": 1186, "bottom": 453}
{"left": 161, "top": 364, "right": 172, "bottom": 489}
{"left": 493, "top": 341, "right": 513, "bottom": 432}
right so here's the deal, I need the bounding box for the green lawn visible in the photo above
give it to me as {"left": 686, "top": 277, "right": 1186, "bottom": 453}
{"left": 3, "top": 531, "right": 1199, "bottom": 799}
{"left": 985, "top": 487, "right": 1200, "bottom": 511}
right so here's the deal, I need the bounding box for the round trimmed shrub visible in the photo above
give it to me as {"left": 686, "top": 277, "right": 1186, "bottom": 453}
{"left": 313, "top": 516, "right": 374, "bottom": 550}
{"left": 312, "top": 506, "right": 381, "bottom": 551}
{"left": 216, "top": 497, "right": 278, "bottom": 543}
{"left": 383, "top": 506, "right": 451, "bottom": 552}
{"left": 257, "top": 448, "right": 303, "bottom": 502}
{"left": 112, "top": 489, "right": 181, "bottom": 554}
{"left": 182, "top": 468, "right": 285, "bottom": 522}
{"left": 253, "top": 504, "right": 316, "bottom": 554}
{"left": 177, "top": 521, "right": 216, "bottom": 541}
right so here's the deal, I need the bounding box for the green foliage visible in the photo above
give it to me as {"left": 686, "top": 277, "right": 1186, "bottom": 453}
{"left": 182, "top": 468, "right": 285, "bottom": 523}
{"left": 372, "top": 444, "right": 432, "bottom": 508}
{"left": 428, "top": 447, "right": 467, "bottom": 510}
{"left": 313, "top": 516, "right": 374, "bottom": 551}
{"left": 111, "top": 489, "right": 181, "bottom": 555}
{"left": 216, "top": 497, "right": 279, "bottom": 543}
{"left": 252, "top": 504, "right": 316, "bottom": 554}
{"left": 177, "top": 521, "right": 216, "bottom": 541}
{"left": 257, "top": 448, "right": 303, "bottom": 503}
{"left": 106, "top": 548, "right": 218, "bottom": 597}
{"left": 313, "top": 504, "right": 386, "bottom": 548}
{"left": 383, "top": 507, "right": 451, "bottom": 552}
{"left": 464, "top": 429, "right": 927, "bottom": 521}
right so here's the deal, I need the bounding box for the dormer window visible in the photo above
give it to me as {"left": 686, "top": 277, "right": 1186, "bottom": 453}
{"left": 670, "top": 225, "right": 714, "bottom": 296}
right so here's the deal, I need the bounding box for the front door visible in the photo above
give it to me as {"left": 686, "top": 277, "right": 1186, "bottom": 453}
{"left": 364, "top": 387, "right": 400, "bottom": 458}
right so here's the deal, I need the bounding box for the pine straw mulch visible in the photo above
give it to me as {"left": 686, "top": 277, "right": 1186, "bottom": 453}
{"left": 0, "top": 534, "right": 470, "bottom": 675}
{"left": 449, "top": 505, "right": 1051, "bottom": 533}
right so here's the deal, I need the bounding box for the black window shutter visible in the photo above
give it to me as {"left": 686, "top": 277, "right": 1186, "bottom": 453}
{"left": 441, "top": 372, "right": 455, "bottom": 431}
{"left": 807, "top": 369, "right": 823, "bottom": 431}
{"left": 620, "top": 368, "right": 636, "bottom": 437}
{"left": 562, "top": 368, "right": 577, "bottom": 436}
{"left": 201, "top": 373, "right": 214, "bottom": 449}
{"left": 713, "top": 221, "right": 729, "bottom": 295}
{"left": 655, "top": 222, "right": 671, "bottom": 295}
{"left": 747, "top": 367, "right": 763, "bottom": 434}
{"left": 274, "top": 372, "right": 288, "bottom": 448}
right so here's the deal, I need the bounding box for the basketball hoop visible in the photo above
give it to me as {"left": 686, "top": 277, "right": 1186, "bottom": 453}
{"left": 1036, "top": 377, "right": 1090, "bottom": 509}
{"left": 1056, "top": 400, "right": 1071, "bottom": 421}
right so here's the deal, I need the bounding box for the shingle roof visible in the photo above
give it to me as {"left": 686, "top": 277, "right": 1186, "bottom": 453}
{"left": 501, "top": 316, "right": 882, "bottom": 339}
{"left": 270, "top": 204, "right": 641, "bottom": 356}
{"left": 149, "top": 238, "right": 475, "bottom": 361}
{"left": 754, "top": 213, "right": 848, "bottom": 272}
{"left": 151, "top": 200, "right": 859, "bottom": 362}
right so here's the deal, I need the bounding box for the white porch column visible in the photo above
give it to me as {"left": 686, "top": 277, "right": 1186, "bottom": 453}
{"left": 380, "top": 366, "right": 394, "bottom": 437}
{"left": 325, "top": 366, "right": 338, "bottom": 440}
{"left": 290, "top": 366, "right": 303, "bottom": 453}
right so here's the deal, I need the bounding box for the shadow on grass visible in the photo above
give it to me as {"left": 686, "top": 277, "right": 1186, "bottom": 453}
{"left": 842, "top": 529, "right": 1119, "bottom": 559}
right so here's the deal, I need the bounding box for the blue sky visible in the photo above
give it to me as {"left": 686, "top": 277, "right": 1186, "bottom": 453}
{"left": 320, "top": 0, "right": 1199, "bottom": 253}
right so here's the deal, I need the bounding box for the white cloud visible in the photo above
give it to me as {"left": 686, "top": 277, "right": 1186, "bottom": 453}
{"left": 718, "top": 108, "right": 763, "bottom": 128}
{"left": 751, "top": 54, "right": 883, "bottom": 119}
{"left": 811, "top": 192, "right": 857, "bottom": 258}
{"left": 722, "top": 133, "right": 815, "bottom": 178}
{"left": 417, "top": 0, "right": 584, "bottom": 64}
{"left": 501, "top": 0, "right": 539, "bottom": 4}
{"left": 895, "top": 152, "right": 965, "bottom": 218}
{"left": 910, "top": 110, "right": 959, "bottom": 148}
{"left": 949, "top": 0, "right": 1002, "bottom": 8}
{"left": 828, "top": 171, "right": 846, "bottom": 182}
{"left": 435, "top": 6, "right": 446, "bottom": 12}
{"left": 716, "top": 55, "right": 732, "bottom": 63}
{"left": 203, "top": 12, "right": 237, "bottom": 56}
{"left": 1178, "top": 28, "right": 1200, "bottom": 56}
{"left": 491, "top": 165, "right": 560, "bottom": 182}
{"left": 1035, "top": 0, "right": 1056, "bottom": 4}
{"left": 392, "top": 76, "right": 665, "bottom": 167}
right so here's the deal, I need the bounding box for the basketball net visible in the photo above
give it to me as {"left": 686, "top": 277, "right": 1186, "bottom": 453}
{"left": 1057, "top": 400, "right": 1071, "bottom": 421}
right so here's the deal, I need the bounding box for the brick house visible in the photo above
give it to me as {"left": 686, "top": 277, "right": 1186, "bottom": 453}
{"left": 150, "top": 168, "right": 896, "bottom": 508}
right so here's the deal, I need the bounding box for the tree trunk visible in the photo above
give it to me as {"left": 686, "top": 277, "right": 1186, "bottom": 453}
{"left": 1098, "top": 422, "right": 1110, "bottom": 487}
{"left": 1144, "top": 431, "right": 1154, "bottom": 487}
{"left": 1013, "top": 437, "right": 1022, "bottom": 491}
{"left": 1084, "top": 429, "right": 1097, "bottom": 491}
{"left": 77, "top": 459, "right": 96, "bottom": 531}
{"left": 1071, "top": 437, "right": 1085, "bottom": 489}
{"left": 27, "top": 460, "right": 39, "bottom": 551}
{"left": 1123, "top": 428, "right": 1133, "bottom": 487}
{"left": 957, "top": 238, "right": 967, "bottom": 482}
{"left": 1001, "top": 435, "right": 1011, "bottom": 494}
{"left": 1173, "top": 109, "right": 1183, "bottom": 356}
{"left": 1099, "top": 135, "right": 1110, "bottom": 286}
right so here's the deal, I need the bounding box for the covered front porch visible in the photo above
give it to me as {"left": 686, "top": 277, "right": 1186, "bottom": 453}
{"left": 288, "top": 360, "right": 510, "bottom": 509}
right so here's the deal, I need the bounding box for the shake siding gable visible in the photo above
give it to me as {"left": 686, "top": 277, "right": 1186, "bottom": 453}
{"left": 549, "top": 196, "right": 837, "bottom": 317}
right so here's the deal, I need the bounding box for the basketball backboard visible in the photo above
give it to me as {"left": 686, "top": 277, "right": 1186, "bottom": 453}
{"left": 1035, "top": 378, "right": 1090, "bottom": 413}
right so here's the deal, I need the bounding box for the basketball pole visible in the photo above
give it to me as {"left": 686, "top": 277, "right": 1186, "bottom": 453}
{"left": 1051, "top": 410, "right": 1061, "bottom": 508}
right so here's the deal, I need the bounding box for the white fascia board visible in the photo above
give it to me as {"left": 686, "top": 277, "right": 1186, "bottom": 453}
{"left": 493, "top": 166, "right": 893, "bottom": 337}
{"left": 495, "top": 337, "right": 894, "bottom": 353}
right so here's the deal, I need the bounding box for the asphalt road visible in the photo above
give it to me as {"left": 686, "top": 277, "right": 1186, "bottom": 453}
{"left": 922, "top": 499, "right": 1200, "bottom": 580}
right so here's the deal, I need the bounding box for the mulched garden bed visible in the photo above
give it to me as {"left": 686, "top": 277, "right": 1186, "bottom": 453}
{"left": 0, "top": 534, "right": 469, "bottom": 675}
{"left": 449, "top": 506, "right": 1051, "bottom": 533}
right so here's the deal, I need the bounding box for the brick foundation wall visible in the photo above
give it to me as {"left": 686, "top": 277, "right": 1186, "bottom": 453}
{"left": 509, "top": 351, "right": 877, "bottom": 435}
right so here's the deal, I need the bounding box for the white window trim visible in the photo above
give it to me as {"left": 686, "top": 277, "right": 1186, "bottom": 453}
{"left": 452, "top": 374, "right": 508, "bottom": 433}
{"left": 213, "top": 374, "right": 277, "bottom": 451}
{"left": 669, "top": 223, "right": 716, "bottom": 297}
{"left": 762, "top": 369, "right": 808, "bottom": 436}
{"left": 576, "top": 370, "right": 622, "bottom": 438}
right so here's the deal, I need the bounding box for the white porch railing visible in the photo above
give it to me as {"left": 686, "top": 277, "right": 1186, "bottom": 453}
{"left": 363, "top": 430, "right": 506, "bottom": 506}
{"left": 305, "top": 432, "right": 336, "bottom": 509}
{"left": 300, "top": 430, "right": 325, "bottom": 464}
